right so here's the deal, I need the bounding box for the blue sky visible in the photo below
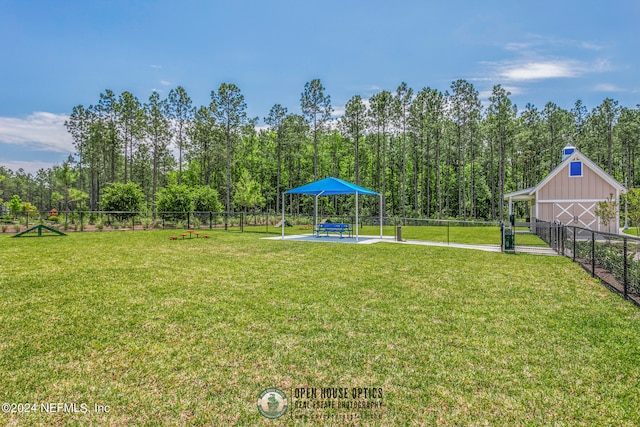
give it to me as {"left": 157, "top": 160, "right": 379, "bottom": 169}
{"left": 1, "top": 0, "right": 638, "bottom": 173}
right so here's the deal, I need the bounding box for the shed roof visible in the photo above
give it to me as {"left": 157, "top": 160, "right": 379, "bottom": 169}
{"left": 504, "top": 149, "right": 625, "bottom": 201}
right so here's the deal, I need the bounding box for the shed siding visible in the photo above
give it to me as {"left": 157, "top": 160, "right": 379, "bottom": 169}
{"left": 537, "top": 161, "right": 616, "bottom": 201}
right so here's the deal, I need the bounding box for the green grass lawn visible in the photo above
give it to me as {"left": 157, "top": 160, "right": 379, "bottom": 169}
{"left": 1, "top": 230, "right": 639, "bottom": 425}
{"left": 247, "top": 223, "right": 548, "bottom": 247}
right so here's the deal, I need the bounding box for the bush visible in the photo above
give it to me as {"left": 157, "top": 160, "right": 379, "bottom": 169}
{"left": 100, "top": 182, "right": 146, "bottom": 221}
{"left": 192, "top": 186, "right": 223, "bottom": 213}
{"left": 8, "top": 195, "right": 22, "bottom": 217}
{"left": 141, "top": 217, "right": 152, "bottom": 230}
{"left": 48, "top": 215, "right": 59, "bottom": 223}
{"left": 156, "top": 185, "right": 193, "bottom": 220}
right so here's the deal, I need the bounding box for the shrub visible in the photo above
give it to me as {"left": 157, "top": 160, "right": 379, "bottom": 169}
{"left": 100, "top": 182, "right": 145, "bottom": 221}
{"left": 1, "top": 224, "right": 7, "bottom": 233}
{"left": 13, "top": 224, "right": 21, "bottom": 233}
{"left": 95, "top": 220, "right": 104, "bottom": 231}
{"left": 8, "top": 195, "right": 22, "bottom": 218}
{"left": 48, "top": 215, "right": 59, "bottom": 223}
{"left": 192, "top": 186, "right": 223, "bottom": 213}
{"left": 156, "top": 185, "right": 192, "bottom": 221}
{"left": 141, "top": 217, "right": 152, "bottom": 230}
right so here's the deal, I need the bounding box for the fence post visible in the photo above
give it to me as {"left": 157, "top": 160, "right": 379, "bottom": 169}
{"left": 557, "top": 225, "right": 561, "bottom": 252}
{"left": 447, "top": 221, "right": 450, "bottom": 245}
{"left": 573, "top": 226, "right": 576, "bottom": 262}
{"left": 187, "top": 212, "right": 191, "bottom": 230}
{"left": 591, "top": 231, "right": 595, "bottom": 278}
{"left": 80, "top": 211, "right": 84, "bottom": 231}
{"left": 560, "top": 225, "right": 565, "bottom": 255}
{"left": 623, "top": 238, "right": 628, "bottom": 300}
{"left": 209, "top": 212, "right": 213, "bottom": 229}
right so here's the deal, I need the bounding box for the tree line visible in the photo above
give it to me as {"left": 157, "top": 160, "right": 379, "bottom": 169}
{"left": 1, "top": 79, "right": 639, "bottom": 221}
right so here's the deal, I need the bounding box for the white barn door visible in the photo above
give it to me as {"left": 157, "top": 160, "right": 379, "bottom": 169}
{"left": 554, "top": 202, "right": 597, "bottom": 229}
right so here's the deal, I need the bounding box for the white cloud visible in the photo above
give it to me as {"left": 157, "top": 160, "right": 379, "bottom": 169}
{"left": 332, "top": 105, "right": 346, "bottom": 118}
{"left": 499, "top": 61, "right": 581, "bottom": 81}
{"left": 504, "top": 41, "right": 535, "bottom": 52}
{"left": 489, "top": 35, "right": 611, "bottom": 84}
{"left": 581, "top": 41, "right": 604, "bottom": 51}
{"left": 0, "top": 160, "right": 56, "bottom": 174}
{"left": 0, "top": 112, "right": 73, "bottom": 153}
{"left": 593, "top": 83, "right": 624, "bottom": 92}
{"left": 160, "top": 80, "right": 171, "bottom": 86}
{"left": 150, "top": 64, "right": 162, "bottom": 69}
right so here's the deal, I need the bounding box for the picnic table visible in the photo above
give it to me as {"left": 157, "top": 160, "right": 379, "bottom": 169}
{"left": 314, "top": 223, "right": 353, "bottom": 238}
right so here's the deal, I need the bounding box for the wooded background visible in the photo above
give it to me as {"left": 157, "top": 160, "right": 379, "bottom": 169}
{"left": 1, "top": 79, "right": 638, "bottom": 221}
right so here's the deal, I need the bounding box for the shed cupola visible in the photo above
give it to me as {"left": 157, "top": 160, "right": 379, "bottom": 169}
{"left": 562, "top": 143, "right": 576, "bottom": 161}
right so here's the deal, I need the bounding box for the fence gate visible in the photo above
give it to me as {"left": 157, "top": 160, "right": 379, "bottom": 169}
{"left": 511, "top": 221, "right": 560, "bottom": 255}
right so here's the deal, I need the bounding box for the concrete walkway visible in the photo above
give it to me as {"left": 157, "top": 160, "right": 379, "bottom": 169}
{"left": 263, "top": 234, "right": 558, "bottom": 256}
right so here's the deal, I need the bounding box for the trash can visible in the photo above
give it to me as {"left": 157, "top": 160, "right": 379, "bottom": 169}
{"left": 504, "top": 229, "right": 514, "bottom": 251}
{"left": 396, "top": 225, "right": 402, "bottom": 242}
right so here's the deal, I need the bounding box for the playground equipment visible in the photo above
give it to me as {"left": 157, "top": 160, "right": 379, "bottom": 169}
{"left": 13, "top": 224, "right": 66, "bottom": 237}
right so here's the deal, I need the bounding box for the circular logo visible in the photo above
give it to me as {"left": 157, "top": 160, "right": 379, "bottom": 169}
{"left": 257, "top": 388, "right": 288, "bottom": 419}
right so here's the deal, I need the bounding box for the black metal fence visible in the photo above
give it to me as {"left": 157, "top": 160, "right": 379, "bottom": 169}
{"left": 534, "top": 219, "right": 640, "bottom": 307}
{"left": 0, "top": 210, "right": 285, "bottom": 233}
{"left": 1, "top": 210, "right": 500, "bottom": 242}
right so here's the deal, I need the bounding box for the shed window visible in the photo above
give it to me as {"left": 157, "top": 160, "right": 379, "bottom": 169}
{"left": 569, "top": 161, "right": 582, "bottom": 177}
{"left": 563, "top": 147, "right": 575, "bottom": 156}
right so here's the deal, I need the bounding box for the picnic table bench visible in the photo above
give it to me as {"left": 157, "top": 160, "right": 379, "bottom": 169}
{"left": 315, "top": 223, "right": 353, "bottom": 238}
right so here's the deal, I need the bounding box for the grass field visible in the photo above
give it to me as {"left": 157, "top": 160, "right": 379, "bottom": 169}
{"left": 1, "top": 230, "right": 639, "bottom": 425}
{"left": 243, "top": 224, "right": 547, "bottom": 247}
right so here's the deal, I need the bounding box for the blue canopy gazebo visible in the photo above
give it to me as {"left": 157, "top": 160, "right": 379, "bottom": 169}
{"left": 282, "top": 177, "right": 382, "bottom": 242}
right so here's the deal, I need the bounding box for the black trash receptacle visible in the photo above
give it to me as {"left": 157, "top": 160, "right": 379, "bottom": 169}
{"left": 504, "top": 229, "right": 514, "bottom": 251}
{"left": 396, "top": 225, "right": 402, "bottom": 242}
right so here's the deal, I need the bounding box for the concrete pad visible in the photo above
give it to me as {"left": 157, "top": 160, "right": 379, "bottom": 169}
{"left": 263, "top": 234, "right": 558, "bottom": 256}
